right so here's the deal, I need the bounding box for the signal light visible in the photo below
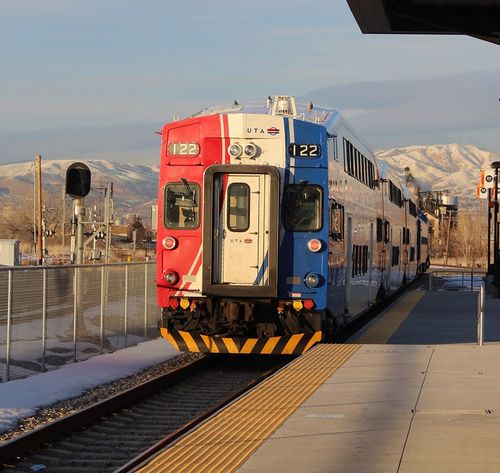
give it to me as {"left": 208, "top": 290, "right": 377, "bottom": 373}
{"left": 244, "top": 142, "right": 259, "bottom": 158}
{"left": 228, "top": 143, "right": 243, "bottom": 158}
{"left": 164, "top": 271, "right": 179, "bottom": 285}
{"left": 292, "top": 300, "right": 303, "bottom": 311}
{"left": 169, "top": 298, "right": 179, "bottom": 309}
{"left": 307, "top": 239, "right": 322, "bottom": 252}
{"left": 304, "top": 273, "right": 320, "bottom": 288}
{"left": 180, "top": 298, "right": 190, "bottom": 309}
{"left": 162, "top": 236, "right": 177, "bottom": 250}
{"left": 65, "top": 162, "right": 91, "bottom": 199}
{"left": 303, "top": 299, "right": 315, "bottom": 310}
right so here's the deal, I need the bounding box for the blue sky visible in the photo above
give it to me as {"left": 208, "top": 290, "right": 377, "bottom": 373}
{"left": 1, "top": 0, "right": 499, "bottom": 164}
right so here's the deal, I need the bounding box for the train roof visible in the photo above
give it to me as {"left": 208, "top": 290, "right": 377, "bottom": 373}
{"left": 189, "top": 97, "right": 342, "bottom": 129}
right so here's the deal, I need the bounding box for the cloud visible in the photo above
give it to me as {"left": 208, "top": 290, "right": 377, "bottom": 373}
{"left": 302, "top": 71, "right": 500, "bottom": 151}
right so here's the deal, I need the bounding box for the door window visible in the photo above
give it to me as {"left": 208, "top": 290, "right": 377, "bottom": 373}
{"left": 227, "top": 183, "right": 250, "bottom": 232}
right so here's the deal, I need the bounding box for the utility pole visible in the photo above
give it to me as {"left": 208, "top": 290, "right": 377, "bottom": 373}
{"left": 36, "top": 155, "right": 43, "bottom": 265}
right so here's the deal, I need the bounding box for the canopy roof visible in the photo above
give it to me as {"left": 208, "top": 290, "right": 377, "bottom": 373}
{"left": 346, "top": 0, "right": 500, "bottom": 45}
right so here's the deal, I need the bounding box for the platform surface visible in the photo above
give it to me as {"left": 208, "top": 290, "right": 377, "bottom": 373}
{"left": 238, "top": 286, "right": 500, "bottom": 473}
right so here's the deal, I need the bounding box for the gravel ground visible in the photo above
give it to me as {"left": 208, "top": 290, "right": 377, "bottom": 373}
{"left": 0, "top": 353, "right": 203, "bottom": 443}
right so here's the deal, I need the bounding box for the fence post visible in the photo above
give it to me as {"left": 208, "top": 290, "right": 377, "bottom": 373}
{"left": 100, "top": 265, "right": 105, "bottom": 354}
{"left": 428, "top": 271, "right": 432, "bottom": 291}
{"left": 4, "top": 270, "right": 13, "bottom": 382}
{"left": 477, "top": 281, "right": 485, "bottom": 346}
{"left": 73, "top": 267, "right": 78, "bottom": 362}
{"left": 471, "top": 270, "right": 474, "bottom": 291}
{"left": 41, "top": 268, "right": 47, "bottom": 372}
{"left": 144, "top": 263, "right": 148, "bottom": 339}
{"left": 124, "top": 265, "right": 129, "bottom": 348}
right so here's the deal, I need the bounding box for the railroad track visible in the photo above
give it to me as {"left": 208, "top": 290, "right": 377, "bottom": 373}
{"left": 0, "top": 355, "right": 289, "bottom": 473}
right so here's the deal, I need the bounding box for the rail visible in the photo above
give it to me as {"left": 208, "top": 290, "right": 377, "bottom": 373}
{"left": 0, "top": 261, "right": 158, "bottom": 382}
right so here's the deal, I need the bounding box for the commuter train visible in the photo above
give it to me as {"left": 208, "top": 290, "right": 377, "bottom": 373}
{"left": 156, "top": 96, "right": 430, "bottom": 355}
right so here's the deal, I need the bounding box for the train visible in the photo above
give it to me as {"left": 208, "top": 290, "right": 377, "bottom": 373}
{"left": 156, "top": 95, "right": 430, "bottom": 355}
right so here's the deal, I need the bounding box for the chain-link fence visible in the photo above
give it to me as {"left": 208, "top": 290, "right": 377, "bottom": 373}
{"left": 0, "top": 261, "right": 159, "bottom": 382}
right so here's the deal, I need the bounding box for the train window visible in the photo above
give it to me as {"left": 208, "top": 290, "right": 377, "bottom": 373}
{"left": 164, "top": 181, "right": 200, "bottom": 229}
{"left": 330, "top": 202, "right": 344, "bottom": 241}
{"left": 284, "top": 184, "right": 323, "bottom": 232}
{"left": 227, "top": 183, "right": 250, "bottom": 232}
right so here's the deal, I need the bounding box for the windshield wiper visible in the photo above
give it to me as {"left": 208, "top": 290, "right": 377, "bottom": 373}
{"left": 180, "top": 178, "right": 197, "bottom": 206}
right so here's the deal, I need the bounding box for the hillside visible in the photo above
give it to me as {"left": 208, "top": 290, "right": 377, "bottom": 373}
{"left": 375, "top": 144, "right": 499, "bottom": 200}
{"left": 0, "top": 159, "right": 159, "bottom": 217}
{"left": 0, "top": 144, "right": 497, "bottom": 220}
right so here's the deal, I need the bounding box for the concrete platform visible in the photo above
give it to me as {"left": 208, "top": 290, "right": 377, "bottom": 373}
{"left": 238, "top": 288, "right": 500, "bottom": 473}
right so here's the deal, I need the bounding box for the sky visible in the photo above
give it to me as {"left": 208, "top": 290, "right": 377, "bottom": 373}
{"left": 0, "top": 0, "right": 499, "bottom": 165}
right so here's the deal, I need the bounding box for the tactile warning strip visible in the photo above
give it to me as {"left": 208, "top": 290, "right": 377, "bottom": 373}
{"left": 135, "top": 343, "right": 360, "bottom": 473}
{"left": 354, "top": 290, "right": 425, "bottom": 344}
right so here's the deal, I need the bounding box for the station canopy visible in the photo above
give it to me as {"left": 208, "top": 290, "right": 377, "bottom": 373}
{"left": 346, "top": 0, "right": 500, "bottom": 45}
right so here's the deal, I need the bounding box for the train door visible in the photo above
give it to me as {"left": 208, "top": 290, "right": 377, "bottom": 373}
{"left": 345, "top": 215, "right": 353, "bottom": 313}
{"left": 203, "top": 165, "right": 279, "bottom": 297}
{"left": 215, "top": 174, "right": 268, "bottom": 285}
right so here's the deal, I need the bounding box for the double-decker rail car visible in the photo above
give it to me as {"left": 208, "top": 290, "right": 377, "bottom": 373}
{"left": 156, "top": 96, "right": 429, "bottom": 355}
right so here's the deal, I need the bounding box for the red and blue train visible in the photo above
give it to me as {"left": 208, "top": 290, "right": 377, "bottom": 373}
{"left": 156, "top": 96, "right": 430, "bottom": 355}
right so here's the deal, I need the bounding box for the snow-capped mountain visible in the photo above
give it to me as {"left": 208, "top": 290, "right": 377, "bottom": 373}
{"left": 0, "top": 143, "right": 497, "bottom": 217}
{"left": 0, "top": 159, "right": 159, "bottom": 214}
{"left": 375, "top": 144, "right": 500, "bottom": 199}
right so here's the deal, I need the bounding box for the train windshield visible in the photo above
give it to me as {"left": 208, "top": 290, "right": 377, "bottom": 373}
{"left": 284, "top": 184, "right": 323, "bottom": 231}
{"left": 164, "top": 181, "right": 200, "bottom": 228}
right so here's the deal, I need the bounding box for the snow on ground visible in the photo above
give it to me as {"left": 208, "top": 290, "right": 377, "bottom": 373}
{"left": 0, "top": 338, "right": 179, "bottom": 433}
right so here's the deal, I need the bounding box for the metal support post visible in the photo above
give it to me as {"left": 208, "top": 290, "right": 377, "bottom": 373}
{"left": 4, "top": 270, "right": 13, "bottom": 382}
{"left": 488, "top": 189, "right": 492, "bottom": 270}
{"left": 42, "top": 268, "right": 47, "bottom": 371}
{"left": 75, "top": 198, "right": 85, "bottom": 265}
{"left": 124, "top": 265, "right": 129, "bottom": 348}
{"left": 428, "top": 272, "right": 433, "bottom": 291}
{"left": 73, "top": 267, "right": 78, "bottom": 362}
{"left": 144, "top": 263, "right": 148, "bottom": 339}
{"left": 477, "top": 281, "right": 485, "bottom": 346}
{"left": 100, "top": 265, "right": 105, "bottom": 354}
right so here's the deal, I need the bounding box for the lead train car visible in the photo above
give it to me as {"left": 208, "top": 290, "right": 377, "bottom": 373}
{"left": 156, "top": 96, "right": 429, "bottom": 355}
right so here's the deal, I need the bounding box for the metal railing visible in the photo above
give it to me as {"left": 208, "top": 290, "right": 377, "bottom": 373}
{"left": 0, "top": 261, "right": 159, "bottom": 382}
{"left": 428, "top": 268, "right": 487, "bottom": 291}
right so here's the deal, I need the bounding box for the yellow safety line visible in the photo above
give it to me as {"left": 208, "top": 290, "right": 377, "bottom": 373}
{"left": 354, "top": 290, "right": 425, "bottom": 344}
{"left": 136, "top": 343, "right": 360, "bottom": 473}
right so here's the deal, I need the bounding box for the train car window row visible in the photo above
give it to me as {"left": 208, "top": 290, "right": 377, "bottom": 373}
{"left": 421, "top": 236, "right": 428, "bottom": 245}
{"left": 408, "top": 199, "right": 417, "bottom": 217}
{"left": 227, "top": 183, "right": 250, "bottom": 232}
{"left": 388, "top": 180, "right": 403, "bottom": 207}
{"left": 329, "top": 201, "right": 344, "bottom": 241}
{"left": 164, "top": 181, "right": 200, "bottom": 229}
{"left": 284, "top": 184, "right": 323, "bottom": 232}
{"left": 343, "top": 138, "right": 375, "bottom": 189}
{"left": 376, "top": 218, "right": 391, "bottom": 243}
{"left": 352, "top": 244, "right": 369, "bottom": 277}
{"left": 392, "top": 246, "right": 400, "bottom": 267}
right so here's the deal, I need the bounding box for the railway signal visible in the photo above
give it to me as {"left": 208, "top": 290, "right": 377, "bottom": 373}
{"left": 65, "top": 162, "right": 91, "bottom": 199}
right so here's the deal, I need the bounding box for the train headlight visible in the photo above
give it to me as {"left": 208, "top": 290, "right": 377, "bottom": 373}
{"left": 307, "top": 239, "right": 322, "bottom": 252}
{"left": 304, "top": 272, "right": 320, "bottom": 288}
{"left": 228, "top": 143, "right": 243, "bottom": 158}
{"left": 244, "top": 142, "right": 259, "bottom": 158}
{"left": 163, "top": 271, "right": 179, "bottom": 285}
{"left": 162, "top": 236, "right": 177, "bottom": 250}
